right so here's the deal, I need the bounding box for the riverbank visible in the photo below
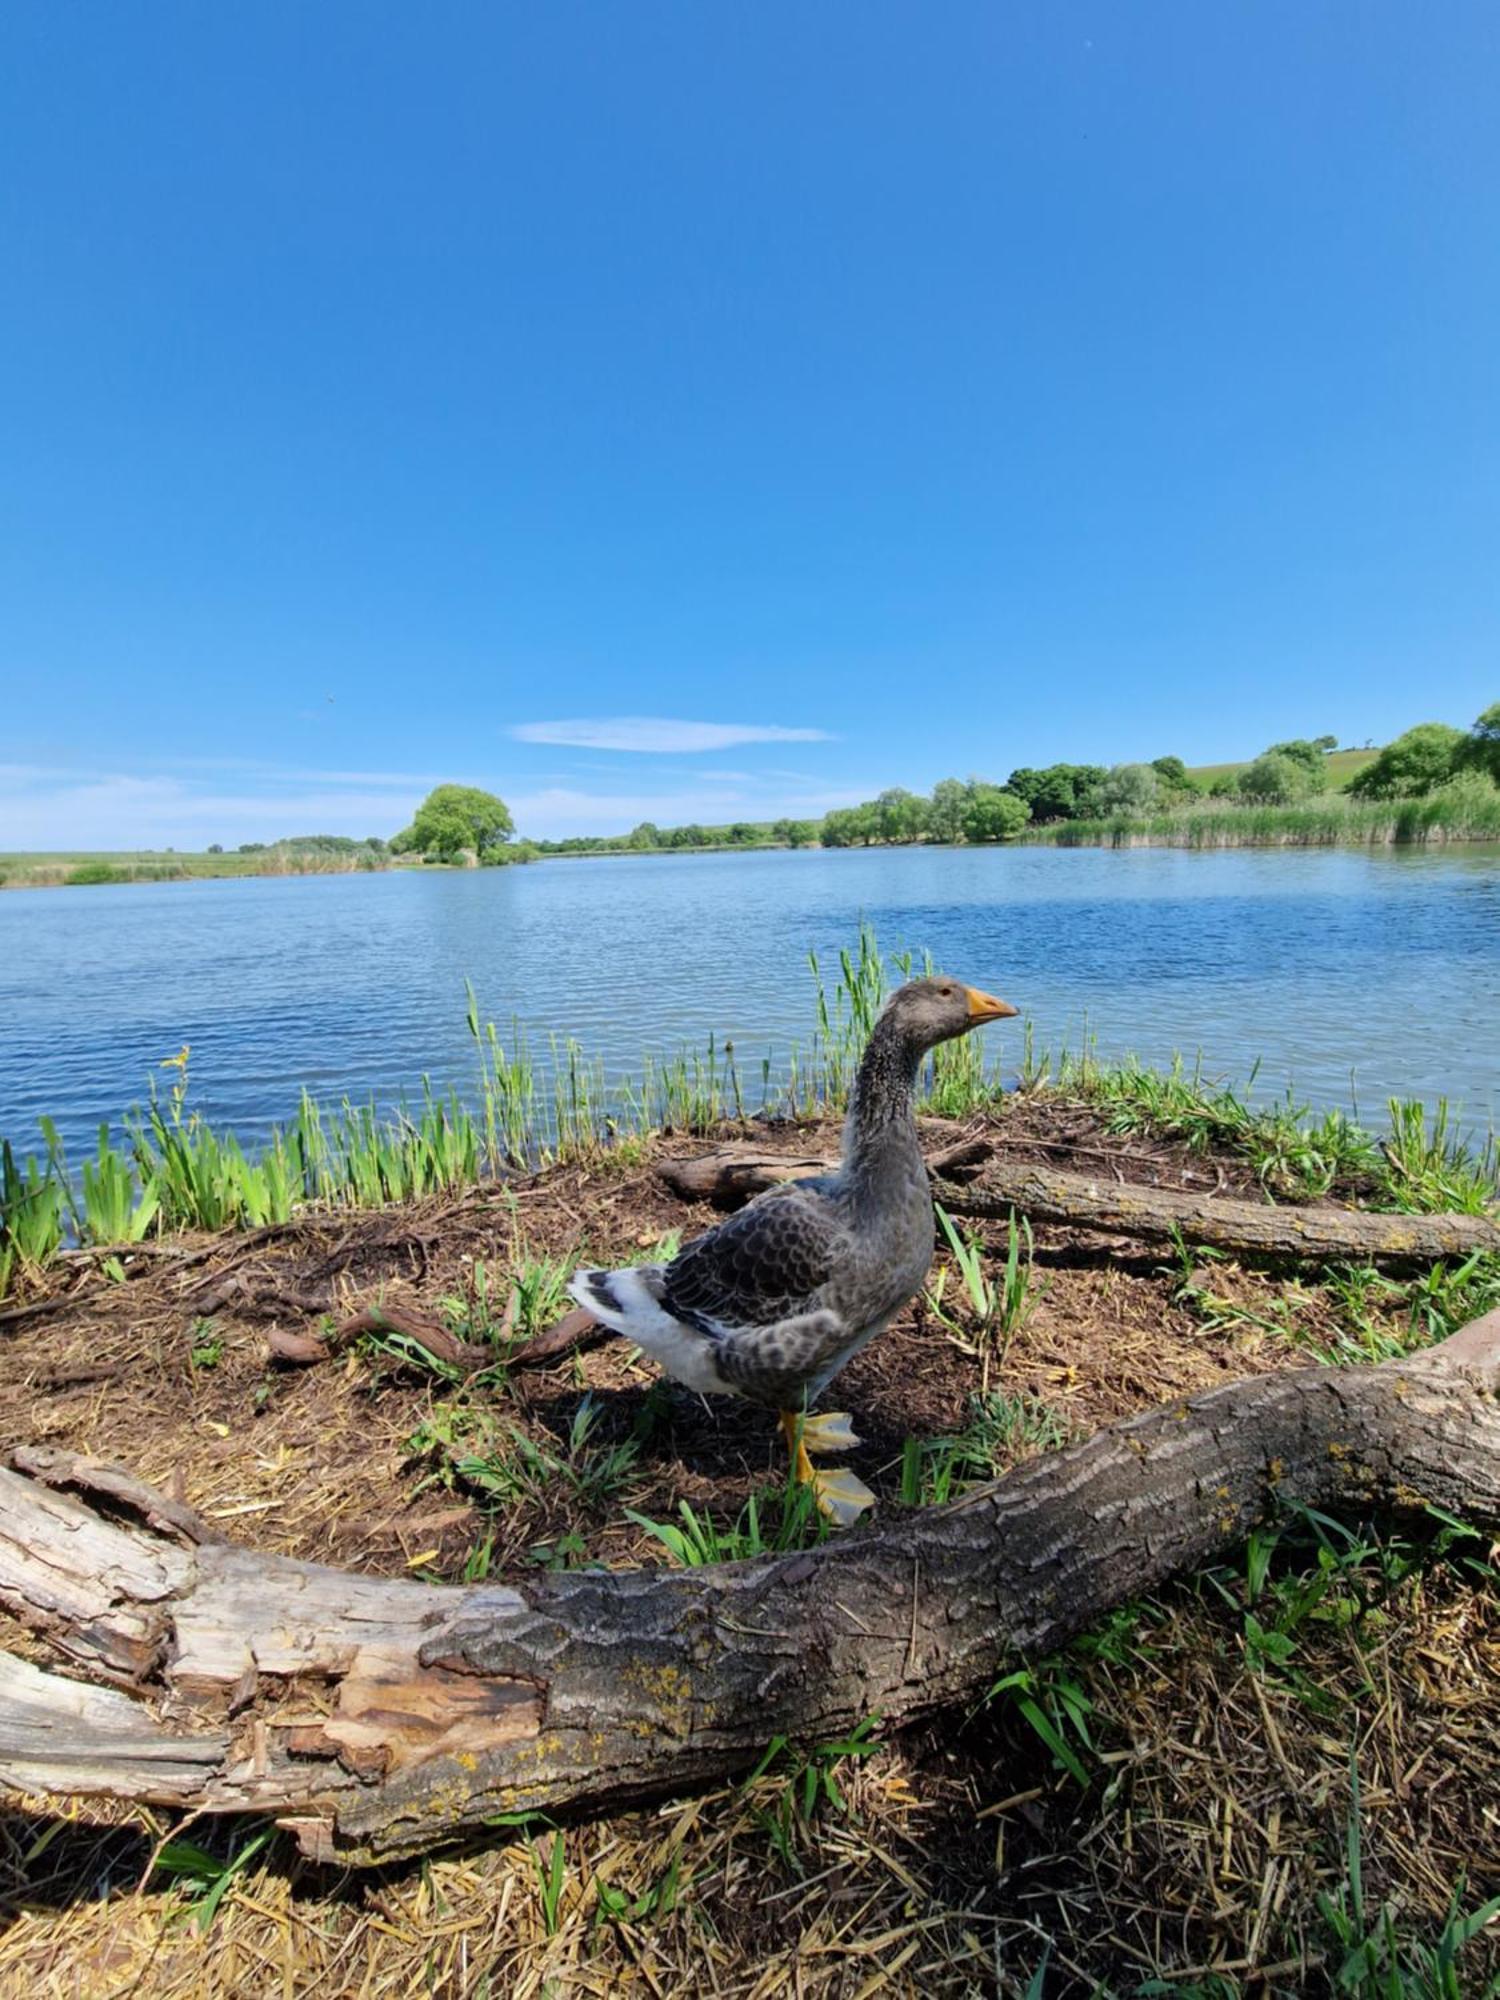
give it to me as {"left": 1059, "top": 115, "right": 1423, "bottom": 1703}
{"left": 0, "top": 845, "right": 399, "bottom": 889}
{"left": 3, "top": 1083, "right": 1499, "bottom": 1992}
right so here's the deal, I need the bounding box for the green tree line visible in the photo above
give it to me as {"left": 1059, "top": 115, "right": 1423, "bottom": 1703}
{"left": 381, "top": 703, "right": 1498, "bottom": 863}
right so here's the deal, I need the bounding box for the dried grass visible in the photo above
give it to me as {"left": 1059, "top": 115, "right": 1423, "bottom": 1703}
{"left": 2, "top": 1104, "right": 1498, "bottom": 1995}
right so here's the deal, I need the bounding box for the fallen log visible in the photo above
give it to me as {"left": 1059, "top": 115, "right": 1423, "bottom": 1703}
{"left": 657, "top": 1146, "right": 1500, "bottom": 1263}
{"left": 943, "top": 1164, "right": 1500, "bottom": 1262}
{"left": 3, "top": 1311, "right": 1500, "bottom": 1863}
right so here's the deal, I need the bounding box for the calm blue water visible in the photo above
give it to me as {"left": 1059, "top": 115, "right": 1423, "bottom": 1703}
{"left": 2, "top": 844, "right": 1498, "bottom": 1160}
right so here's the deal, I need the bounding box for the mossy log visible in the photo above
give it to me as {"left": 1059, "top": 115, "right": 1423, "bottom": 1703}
{"left": 656, "top": 1146, "right": 1500, "bottom": 1262}
{"left": 3, "top": 1310, "right": 1500, "bottom": 1864}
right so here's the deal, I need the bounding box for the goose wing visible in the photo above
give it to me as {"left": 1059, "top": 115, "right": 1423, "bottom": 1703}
{"left": 662, "top": 1182, "right": 847, "bottom": 1342}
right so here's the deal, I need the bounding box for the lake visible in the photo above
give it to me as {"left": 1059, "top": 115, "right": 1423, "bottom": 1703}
{"left": 3, "top": 844, "right": 1498, "bottom": 1162}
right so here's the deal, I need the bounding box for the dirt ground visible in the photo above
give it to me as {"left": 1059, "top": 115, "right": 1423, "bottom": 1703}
{"left": 2, "top": 1096, "right": 1497, "bottom": 1997}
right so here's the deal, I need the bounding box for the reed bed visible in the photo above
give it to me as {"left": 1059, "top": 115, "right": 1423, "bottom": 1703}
{"left": 1033, "top": 791, "right": 1500, "bottom": 848}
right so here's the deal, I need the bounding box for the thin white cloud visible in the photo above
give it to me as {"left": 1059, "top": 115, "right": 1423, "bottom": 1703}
{"left": 509, "top": 718, "right": 834, "bottom": 754}
{"left": 0, "top": 757, "right": 869, "bottom": 849}
{"left": 0, "top": 773, "right": 426, "bottom": 851}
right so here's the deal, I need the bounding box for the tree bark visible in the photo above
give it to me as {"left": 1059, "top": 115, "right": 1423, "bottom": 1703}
{"left": 655, "top": 1133, "right": 993, "bottom": 1208}
{"left": 3, "top": 1311, "right": 1500, "bottom": 1865}
{"left": 657, "top": 1145, "right": 1500, "bottom": 1261}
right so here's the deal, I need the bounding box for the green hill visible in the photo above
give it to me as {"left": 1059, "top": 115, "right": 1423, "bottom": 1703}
{"left": 1187, "top": 747, "right": 1379, "bottom": 791}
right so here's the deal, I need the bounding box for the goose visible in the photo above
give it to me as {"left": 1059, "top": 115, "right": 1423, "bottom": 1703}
{"left": 569, "top": 975, "right": 1018, "bottom": 1523}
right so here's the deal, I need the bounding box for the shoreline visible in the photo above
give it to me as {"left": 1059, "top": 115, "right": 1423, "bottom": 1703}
{"left": 7, "top": 807, "right": 1500, "bottom": 890}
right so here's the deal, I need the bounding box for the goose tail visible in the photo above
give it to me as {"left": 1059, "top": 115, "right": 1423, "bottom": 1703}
{"left": 567, "top": 1264, "right": 665, "bottom": 1340}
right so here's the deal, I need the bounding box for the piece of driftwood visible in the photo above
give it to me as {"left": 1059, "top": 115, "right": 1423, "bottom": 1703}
{"left": 655, "top": 1134, "right": 993, "bottom": 1208}
{"left": 505, "top": 1305, "right": 607, "bottom": 1370}
{"left": 266, "top": 1303, "right": 492, "bottom": 1372}
{"left": 656, "top": 1145, "right": 1500, "bottom": 1262}
{"left": 3, "top": 1310, "right": 1500, "bottom": 1863}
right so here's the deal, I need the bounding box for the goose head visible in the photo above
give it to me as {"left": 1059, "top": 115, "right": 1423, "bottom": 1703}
{"left": 879, "top": 974, "right": 1018, "bottom": 1053}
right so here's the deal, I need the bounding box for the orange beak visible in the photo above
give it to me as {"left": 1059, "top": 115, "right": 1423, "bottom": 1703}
{"left": 964, "top": 984, "right": 1019, "bottom": 1023}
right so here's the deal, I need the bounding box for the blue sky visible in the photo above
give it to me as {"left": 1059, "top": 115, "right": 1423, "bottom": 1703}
{"left": 2, "top": 3, "right": 1496, "bottom": 848}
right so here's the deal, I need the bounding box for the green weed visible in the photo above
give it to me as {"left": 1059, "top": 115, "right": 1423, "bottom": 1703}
{"left": 151, "top": 1824, "right": 276, "bottom": 1933}
{"left": 408, "top": 1394, "right": 640, "bottom": 1511}
{"left": 0, "top": 1139, "right": 64, "bottom": 1296}
{"left": 900, "top": 1389, "right": 1070, "bottom": 1504}
{"left": 742, "top": 1718, "right": 881, "bottom": 1870}
{"left": 1317, "top": 1746, "right": 1500, "bottom": 1996}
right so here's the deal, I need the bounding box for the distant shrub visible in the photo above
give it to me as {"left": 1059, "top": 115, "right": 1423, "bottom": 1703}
{"left": 1262, "top": 738, "right": 1327, "bottom": 773}
{"left": 1097, "top": 763, "right": 1161, "bottom": 814}
{"left": 1237, "top": 752, "right": 1323, "bottom": 804}
{"left": 961, "top": 785, "right": 1031, "bottom": 842}
{"left": 66, "top": 862, "right": 127, "bottom": 886}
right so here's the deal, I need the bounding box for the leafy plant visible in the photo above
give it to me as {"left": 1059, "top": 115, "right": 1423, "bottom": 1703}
{"left": 529, "top": 1830, "right": 568, "bottom": 1937}
{"left": 930, "top": 1204, "right": 1042, "bottom": 1377}
{"left": 988, "top": 1661, "right": 1098, "bottom": 1787}
{"left": 0, "top": 1139, "right": 64, "bottom": 1296}
{"left": 152, "top": 1824, "right": 275, "bottom": 1932}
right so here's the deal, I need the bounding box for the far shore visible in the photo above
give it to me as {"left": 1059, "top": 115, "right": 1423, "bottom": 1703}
{"left": 6, "top": 808, "right": 1500, "bottom": 893}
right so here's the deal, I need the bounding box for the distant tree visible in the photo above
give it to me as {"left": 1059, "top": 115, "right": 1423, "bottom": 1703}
{"left": 625, "top": 821, "right": 661, "bottom": 850}
{"left": 207, "top": 843, "right": 223, "bottom": 854}
{"left": 873, "top": 787, "right": 928, "bottom": 843}
{"left": 238, "top": 842, "right": 266, "bottom": 854}
{"left": 1313, "top": 734, "right": 1339, "bottom": 753}
{"left": 772, "top": 818, "right": 819, "bottom": 847}
{"left": 393, "top": 785, "right": 515, "bottom": 861}
{"left": 725, "top": 822, "right": 764, "bottom": 845}
{"left": 364, "top": 836, "right": 387, "bottom": 853}
{"left": 1150, "top": 756, "right": 1196, "bottom": 798}
{"left": 1237, "top": 752, "right": 1323, "bottom": 804}
{"left": 1006, "top": 763, "right": 1107, "bottom": 823}
{"left": 669, "top": 823, "right": 710, "bottom": 848}
{"left": 1097, "top": 764, "right": 1161, "bottom": 816}
{"left": 961, "top": 785, "right": 1030, "bottom": 843}
{"left": 820, "top": 804, "right": 880, "bottom": 847}
{"left": 926, "top": 777, "right": 970, "bottom": 845}
{"left": 1348, "top": 724, "right": 1465, "bottom": 800}
{"left": 1456, "top": 701, "right": 1500, "bottom": 784}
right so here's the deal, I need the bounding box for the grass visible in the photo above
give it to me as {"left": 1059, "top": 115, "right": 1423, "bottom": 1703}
{"left": 624, "top": 1482, "right": 830, "bottom": 1565}
{"left": 899, "top": 1387, "right": 1072, "bottom": 1504}
{"left": 1024, "top": 1040, "right": 1498, "bottom": 1213}
{"left": 407, "top": 1392, "right": 644, "bottom": 1517}
{"left": 1187, "top": 747, "right": 1380, "bottom": 789}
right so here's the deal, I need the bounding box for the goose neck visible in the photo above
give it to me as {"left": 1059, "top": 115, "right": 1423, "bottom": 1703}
{"left": 842, "top": 1018, "right": 924, "bottom": 1184}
